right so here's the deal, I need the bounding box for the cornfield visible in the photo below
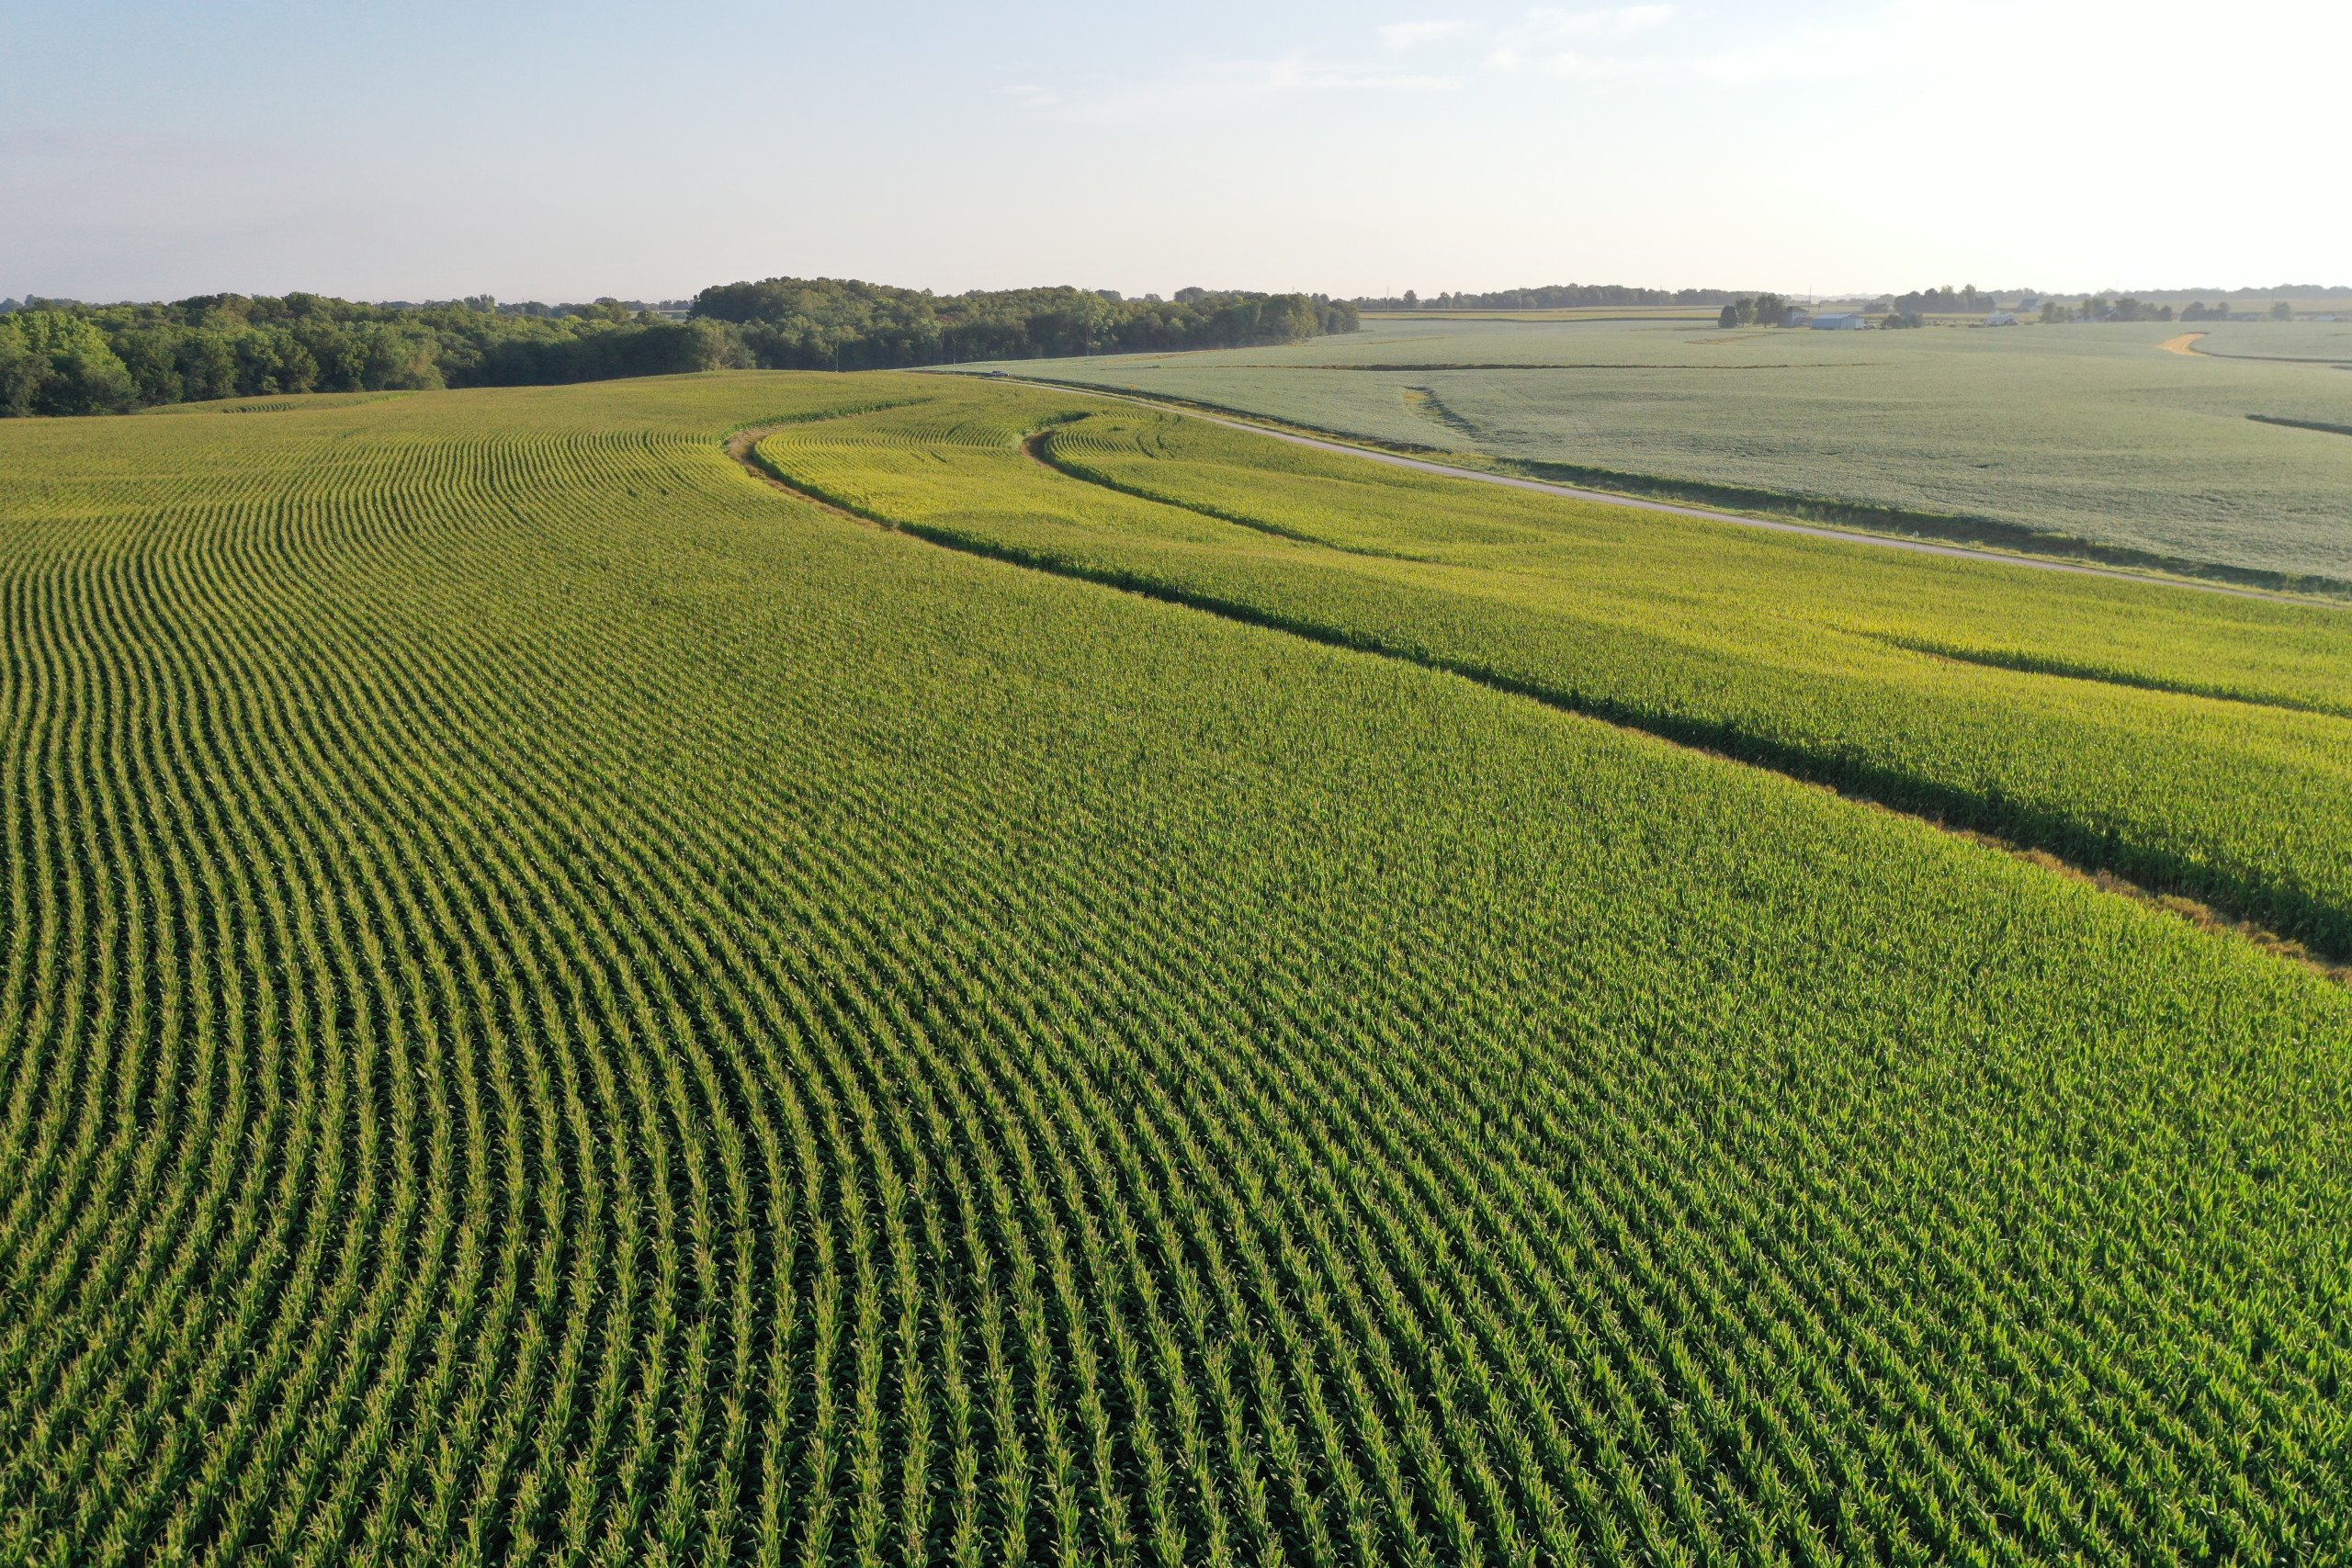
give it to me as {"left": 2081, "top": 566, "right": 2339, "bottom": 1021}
{"left": 1, "top": 373, "right": 2346, "bottom": 1565}
{"left": 764, "top": 387, "right": 2352, "bottom": 959}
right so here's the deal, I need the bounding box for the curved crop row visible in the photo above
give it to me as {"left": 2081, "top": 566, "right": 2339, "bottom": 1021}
{"left": 0, "top": 372, "right": 2346, "bottom": 1563}
{"left": 763, "top": 389, "right": 2352, "bottom": 958}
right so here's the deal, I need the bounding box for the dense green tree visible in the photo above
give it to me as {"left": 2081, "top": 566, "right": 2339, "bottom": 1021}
{"left": 1, "top": 276, "right": 1356, "bottom": 417}
{"left": 691, "top": 276, "right": 1351, "bottom": 369}
{"left": 110, "top": 326, "right": 187, "bottom": 405}
{"left": 3, "top": 311, "right": 139, "bottom": 414}
{"left": 0, "top": 326, "right": 36, "bottom": 416}
{"left": 176, "top": 327, "right": 243, "bottom": 400}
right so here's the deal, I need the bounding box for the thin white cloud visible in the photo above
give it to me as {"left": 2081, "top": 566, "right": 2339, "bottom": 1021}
{"left": 1687, "top": 39, "right": 1866, "bottom": 84}
{"left": 1379, "top": 19, "right": 1479, "bottom": 51}
{"left": 1015, "top": 5, "right": 1724, "bottom": 125}
{"left": 1685, "top": 5, "right": 1934, "bottom": 83}
{"left": 1490, "top": 5, "right": 1676, "bottom": 66}
{"left": 1529, "top": 4, "right": 1678, "bottom": 39}
{"left": 1012, "top": 54, "right": 1458, "bottom": 124}
{"left": 1476, "top": 5, "right": 1929, "bottom": 84}
{"left": 1520, "top": 49, "right": 1626, "bottom": 78}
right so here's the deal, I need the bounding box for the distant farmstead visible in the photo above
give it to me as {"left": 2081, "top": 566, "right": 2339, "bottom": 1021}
{"left": 1810, "top": 313, "right": 1867, "bottom": 331}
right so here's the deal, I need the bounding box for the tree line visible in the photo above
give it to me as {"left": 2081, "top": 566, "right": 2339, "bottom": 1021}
{"left": 0, "top": 293, "right": 729, "bottom": 418}
{"left": 0, "top": 279, "right": 1361, "bottom": 417}
{"left": 2040, "top": 298, "right": 2171, "bottom": 323}
{"left": 688, "top": 278, "right": 1357, "bottom": 369}
{"left": 1876, "top": 285, "right": 2005, "bottom": 316}
{"left": 1353, "top": 284, "right": 1733, "bottom": 310}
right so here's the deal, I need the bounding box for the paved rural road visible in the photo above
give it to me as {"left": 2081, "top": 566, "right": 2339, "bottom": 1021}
{"left": 975, "top": 374, "right": 2335, "bottom": 608}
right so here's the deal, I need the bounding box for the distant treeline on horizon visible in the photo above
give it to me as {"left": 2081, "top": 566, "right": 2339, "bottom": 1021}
{"left": 0, "top": 278, "right": 1359, "bottom": 418}
{"left": 1351, "top": 281, "right": 2352, "bottom": 312}
{"left": 11, "top": 273, "right": 2351, "bottom": 418}
{"left": 691, "top": 278, "right": 1358, "bottom": 370}
{"left": 1350, "top": 284, "right": 1736, "bottom": 310}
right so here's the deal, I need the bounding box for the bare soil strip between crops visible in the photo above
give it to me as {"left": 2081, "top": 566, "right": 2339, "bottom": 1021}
{"left": 729, "top": 422, "right": 2348, "bottom": 988}
{"left": 961, "top": 375, "right": 2340, "bottom": 608}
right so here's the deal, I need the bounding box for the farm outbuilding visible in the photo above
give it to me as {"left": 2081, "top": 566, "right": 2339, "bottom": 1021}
{"left": 1810, "top": 313, "right": 1867, "bottom": 330}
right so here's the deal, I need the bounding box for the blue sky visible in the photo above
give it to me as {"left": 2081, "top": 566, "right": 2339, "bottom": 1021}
{"left": 6, "top": 0, "right": 2346, "bottom": 301}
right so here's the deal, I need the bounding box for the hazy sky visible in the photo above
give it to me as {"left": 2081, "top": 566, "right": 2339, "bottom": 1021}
{"left": 7, "top": 0, "right": 2346, "bottom": 302}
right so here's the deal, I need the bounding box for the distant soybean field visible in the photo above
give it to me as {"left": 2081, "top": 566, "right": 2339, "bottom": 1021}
{"left": 962, "top": 316, "right": 2352, "bottom": 589}
{"left": 3, "top": 373, "right": 2349, "bottom": 1564}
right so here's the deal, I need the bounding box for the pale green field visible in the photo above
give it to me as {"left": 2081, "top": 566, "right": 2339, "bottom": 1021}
{"left": 2185, "top": 321, "right": 2352, "bottom": 363}
{"left": 957, "top": 318, "right": 2352, "bottom": 587}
